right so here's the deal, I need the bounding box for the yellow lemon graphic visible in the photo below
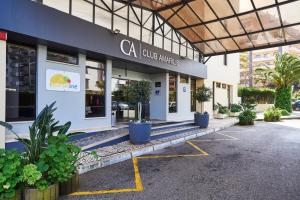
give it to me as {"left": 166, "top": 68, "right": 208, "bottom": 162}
{"left": 50, "top": 74, "right": 70, "bottom": 87}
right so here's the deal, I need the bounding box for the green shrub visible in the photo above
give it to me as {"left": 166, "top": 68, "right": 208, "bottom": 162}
{"left": 0, "top": 149, "right": 23, "bottom": 200}
{"left": 275, "top": 87, "right": 292, "bottom": 112}
{"left": 217, "top": 103, "right": 229, "bottom": 114}
{"left": 230, "top": 104, "right": 242, "bottom": 113}
{"left": 238, "top": 110, "right": 256, "bottom": 125}
{"left": 238, "top": 87, "right": 275, "bottom": 104}
{"left": 280, "top": 109, "right": 290, "bottom": 116}
{"left": 264, "top": 107, "right": 282, "bottom": 122}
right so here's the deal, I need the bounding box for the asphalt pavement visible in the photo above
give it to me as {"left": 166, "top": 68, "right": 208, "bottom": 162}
{"left": 62, "top": 120, "right": 300, "bottom": 200}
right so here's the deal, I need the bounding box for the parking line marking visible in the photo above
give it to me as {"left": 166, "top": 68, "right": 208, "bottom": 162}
{"left": 190, "top": 132, "right": 239, "bottom": 142}
{"left": 70, "top": 158, "right": 143, "bottom": 196}
{"left": 137, "top": 154, "right": 207, "bottom": 159}
{"left": 186, "top": 141, "right": 209, "bottom": 156}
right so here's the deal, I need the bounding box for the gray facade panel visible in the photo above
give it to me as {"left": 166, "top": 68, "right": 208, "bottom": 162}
{"left": 0, "top": 0, "right": 207, "bottom": 78}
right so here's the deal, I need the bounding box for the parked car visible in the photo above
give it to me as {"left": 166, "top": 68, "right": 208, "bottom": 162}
{"left": 293, "top": 100, "right": 300, "bottom": 111}
{"left": 112, "top": 101, "right": 130, "bottom": 111}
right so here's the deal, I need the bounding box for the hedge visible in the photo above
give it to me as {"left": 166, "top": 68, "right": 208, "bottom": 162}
{"left": 275, "top": 87, "right": 292, "bottom": 113}
{"left": 238, "top": 87, "right": 275, "bottom": 104}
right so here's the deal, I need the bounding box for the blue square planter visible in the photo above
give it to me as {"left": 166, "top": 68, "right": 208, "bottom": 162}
{"left": 194, "top": 113, "right": 209, "bottom": 128}
{"left": 129, "top": 122, "right": 151, "bottom": 144}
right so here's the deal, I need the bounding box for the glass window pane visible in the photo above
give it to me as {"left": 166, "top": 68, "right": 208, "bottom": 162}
{"left": 284, "top": 25, "right": 300, "bottom": 42}
{"left": 72, "top": 0, "right": 93, "bottom": 22}
{"left": 233, "top": 35, "right": 253, "bottom": 49}
{"left": 95, "top": 7, "right": 111, "bottom": 29}
{"left": 180, "top": 75, "right": 189, "bottom": 83}
{"left": 129, "top": 22, "right": 141, "bottom": 40}
{"left": 206, "top": 40, "right": 225, "bottom": 52}
{"left": 129, "top": 6, "right": 141, "bottom": 24}
{"left": 222, "top": 17, "right": 245, "bottom": 36}
{"left": 194, "top": 43, "right": 214, "bottom": 54}
{"left": 142, "top": 10, "right": 152, "bottom": 29}
{"left": 47, "top": 49, "right": 78, "bottom": 65}
{"left": 187, "top": 48, "right": 193, "bottom": 60}
{"left": 43, "top": 0, "right": 69, "bottom": 13}
{"left": 177, "top": 5, "right": 200, "bottom": 25}
{"left": 239, "top": 12, "right": 262, "bottom": 33}
{"left": 252, "top": 0, "right": 275, "bottom": 8}
{"left": 258, "top": 8, "right": 281, "bottom": 29}
{"left": 280, "top": 1, "right": 300, "bottom": 25}
{"left": 219, "top": 38, "right": 239, "bottom": 51}
{"left": 114, "top": 16, "right": 127, "bottom": 35}
{"left": 6, "top": 43, "right": 36, "bottom": 122}
{"left": 169, "top": 73, "right": 177, "bottom": 113}
{"left": 179, "top": 28, "right": 201, "bottom": 43}
{"left": 207, "top": 0, "right": 234, "bottom": 18}
{"left": 194, "top": 51, "right": 200, "bottom": 62}
{"left": 142, "top": 28, "right": 152, "bottom": 44}
{"left": 180, "top": 44, "right": 187, "bottom": 57}
{"left": 188, "top": 0, "right": 216, "bottom": 22}
{"left": 206, "top": 21, "right": 229, "bottom": 38}
{"left": 173, "top": 42, "right": 180, "bottom": 54}
{"left": 249, "top": 32, "right": 269, "bottom": 47}
{"left": 190, "top": 79, "right": 196, "bottom": 112}
{"left": 154, "top": 34, "right": 163, "bottom": 48}
{"left": 192, "top": 25, "right": 214, "bottom": 40}
{"left": 229, "top": 0, "right": 253, "bottom": 13}
{"left": 95, "top": 0, "right": 112, "bottom": 10}
{"left": 85, "top": 60, "right": 106, "bottom": 118}
{"left": 164, "top": 38, "right": 172, "bottom": 52}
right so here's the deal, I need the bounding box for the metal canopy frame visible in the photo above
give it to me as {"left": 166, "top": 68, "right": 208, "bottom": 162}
{"left": 118, "top": 0, "right": 300, "bottom": 57}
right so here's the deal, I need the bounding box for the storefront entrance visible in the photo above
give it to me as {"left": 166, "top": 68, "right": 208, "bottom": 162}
{"left": 111, "top": 78, "right": 150, "bottom": 122}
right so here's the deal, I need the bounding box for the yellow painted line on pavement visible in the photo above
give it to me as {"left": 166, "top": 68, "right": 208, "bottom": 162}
{"left": 70, "top": 158, "right": 143, "bottom": 196}
{"left": 186, "top": 141, "right": 209, "bottom": 156}
{"left": 137, "top": 154, "right": 207, "bottom": 159}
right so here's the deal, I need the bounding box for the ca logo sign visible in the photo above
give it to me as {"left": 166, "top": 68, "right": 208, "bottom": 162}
{"left": 120, "top": 39, "right": 137, "bottom": 58}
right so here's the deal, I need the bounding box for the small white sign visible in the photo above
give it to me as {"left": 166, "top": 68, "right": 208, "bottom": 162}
{"left": 46, "top": 69, "right": 80, "bottom": 92}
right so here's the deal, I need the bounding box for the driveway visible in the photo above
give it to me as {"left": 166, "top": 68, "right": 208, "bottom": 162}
{"left": 63, "top": 120, "right": 300, "bottom": 200}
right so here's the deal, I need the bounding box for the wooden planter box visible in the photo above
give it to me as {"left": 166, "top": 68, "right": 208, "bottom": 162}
{"left": 229, "top": 112, "right": 240, "bottom": 117}
{"left": 59, "top": 172, "right": 80, "bottom": 196}
{"left": 24, "top": 184, "right": 59, "bottom": 200}
{"left": 214, "top": 113, "right": 229, "bottom": 119}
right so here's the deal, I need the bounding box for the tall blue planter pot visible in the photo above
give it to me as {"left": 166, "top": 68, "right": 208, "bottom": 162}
{"left": 129, "top": 122, "right": 151, "bottom": 144}
{"left": 194, "top": 113, "right": 209, "bottom": 128}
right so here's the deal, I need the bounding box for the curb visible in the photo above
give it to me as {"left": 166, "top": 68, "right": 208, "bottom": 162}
{"left": 78, "top": 120, "right": 238, "bottom": 174}
{"left": 255, "top": 116, "right": 300, "bottom": 121}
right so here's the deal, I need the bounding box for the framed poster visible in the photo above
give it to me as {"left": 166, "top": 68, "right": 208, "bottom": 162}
{"left": 46, "top": 69, "right": 80, "bottom": 92}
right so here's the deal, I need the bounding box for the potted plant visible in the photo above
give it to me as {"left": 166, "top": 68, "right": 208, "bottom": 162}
{"left": 194, "top": 85, "right": 212, "bottom": 128}
{"left": 238, "top": 103, "right": 256, "bottom": 125}
{"left": 127, "top": 80, "right": 152, "bottom": 144}
{"left": 0, "top": 102, "right": 83, "bottom": 199}
{"left": 214, "top": 103, "right": 229, "bottom": 119}
{"left": 229, "top": 103, "right": 242, "bottom": 117}
{"left": 0, "top": 149, "right": 22, "bottom": 200}
{"left": 264, "top": 107, "right": 282, "bottom": 122}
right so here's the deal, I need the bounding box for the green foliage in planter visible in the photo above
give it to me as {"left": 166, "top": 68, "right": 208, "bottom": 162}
{"left": 22, "top": 164, "right": 48, "bottom": 190}
{"left": 280, "top": 109, "right": 290, "bottom": 116}
{"left": 216, "top": 103, "right": 229, "bottom": 114}
{"left": 264, "top": 107, "right": 282, "bottom": 122}
{"left": 230, "top": 104, "right": 242, "bottom": 113}
{"left": 37, "top": 135, "right": 80, "bottom": 185}
{"left": 238, "top": 87, "right": 275, "bottom": 104}
{"left": 0, "top": 149, "right": 23, "bottom": 200}
{"left": 195, "top": 86, "right": 212, "bottom": 113}
{"left": 275, "top": 87, "right": 292, "bottom": 113}
{"left": 238, "top": 103, "right": 256, "bottom": 125}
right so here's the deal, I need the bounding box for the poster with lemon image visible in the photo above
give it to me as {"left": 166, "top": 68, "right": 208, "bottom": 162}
{"left": 46, "top": 69, "right": 80, "bottom": 92}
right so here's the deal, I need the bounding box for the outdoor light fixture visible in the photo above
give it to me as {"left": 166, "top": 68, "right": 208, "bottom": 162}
{"left": 112, "top": 29, "right": 120, "bottom": 35}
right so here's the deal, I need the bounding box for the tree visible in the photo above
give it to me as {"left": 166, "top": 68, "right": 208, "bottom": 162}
{"left": 195, "top": 85, "right": 212, "bottom": 113}
{"left": 256, "top": 53, "right": 300, "bottom": 112}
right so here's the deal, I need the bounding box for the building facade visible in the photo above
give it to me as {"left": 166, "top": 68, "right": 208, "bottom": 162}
{"left": 0, "top": 0, "right": 240, "bottom": 147}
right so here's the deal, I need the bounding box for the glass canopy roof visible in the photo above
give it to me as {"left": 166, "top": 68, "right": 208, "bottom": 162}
{"left": 122, "top": 0, "right": 300, "bottom": 56}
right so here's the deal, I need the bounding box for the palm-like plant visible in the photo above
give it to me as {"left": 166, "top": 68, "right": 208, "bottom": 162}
{"left": 256, "top": 53, "right": 300, "bottom": 88}
{"left": 256, "top": 53, "right": 300, "bottom": 112}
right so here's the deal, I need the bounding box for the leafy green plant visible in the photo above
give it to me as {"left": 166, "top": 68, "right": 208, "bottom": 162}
{"left": 195, "top": 86, "right": 212, "bottom": 113}
{"left": 0, "top": 149, "right": 23, "bottom": 200}
{"left": 238, "top": 110, "right": 256, "bottom": 125}
{"left": 238, "top": 87, "right": 275, "bottom": 104}
{"left": 127, "top": 80, "right": 152, "bottom": 121}
{"left": 256, "top": 53, "right": 300, "bottom": 112}
{"left": 280, "top": 109, "right": 290, "bottom": 116}
{"left": 264, "top": 107, "right": 282, "bottom": 122}
{"left": 22, "top": 164, "right": 48, "bottom": 190}
{"left": 230, "top": 104, "right": 242, "bottom": 113}
{"left": 216, "top": 103, "right": 229, "bottom": 114}
{"left": 37, "top": 135, "right": 80, "bottom": 184}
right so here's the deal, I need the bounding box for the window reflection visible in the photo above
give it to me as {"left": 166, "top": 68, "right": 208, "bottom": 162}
{"left": 169, "top": 73, "right": 177, "bottom": 113}
{"left": 85, "top": 60, "right": 106, "bottom": 118}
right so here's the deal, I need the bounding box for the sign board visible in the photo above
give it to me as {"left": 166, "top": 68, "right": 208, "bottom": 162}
{"left": 46, "top": 69, "right": 80, "bottom": 92}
